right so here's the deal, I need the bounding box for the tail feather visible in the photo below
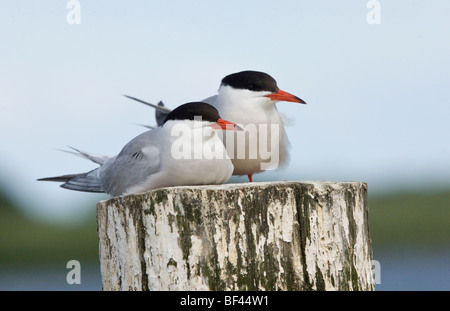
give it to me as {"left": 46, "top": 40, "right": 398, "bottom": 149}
{"left": 135, "top": 123, "right": 157, "bottom": 129}
{"left": 124, "top": 94, "right": 171, "bottom": 127}
{"left": 38, "top": 170, "right": 104, "bottom": 193}
{"left": 57, "top": 147, "right": 109, "bottom": 165}
{"left": 155, "top": 101, "right": 169, "bottom": 127}
{"left": 123, "top": 94, "right": 172, "bottom": 113}
{"left": 38, "top": 174, "right": 83, "bottom": 183}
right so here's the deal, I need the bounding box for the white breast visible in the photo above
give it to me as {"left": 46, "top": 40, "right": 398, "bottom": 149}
{"left": 204, "top": 86, "right": 290, "bottom": 176}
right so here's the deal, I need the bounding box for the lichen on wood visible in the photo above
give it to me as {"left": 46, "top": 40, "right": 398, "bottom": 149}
{"left": 96, "top": 181, "right": 375, "bottom": 291}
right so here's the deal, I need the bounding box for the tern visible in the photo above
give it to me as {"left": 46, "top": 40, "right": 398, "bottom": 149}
{"left": 38, "top": 102, "right": 240, "bottom": 197}
{"left": 125, "top": 70, "right": 306, "bottom": 182}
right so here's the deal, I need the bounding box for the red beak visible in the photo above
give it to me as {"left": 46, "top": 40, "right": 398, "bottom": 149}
{"left": 209, "top": 118, "right": 243, "bottom": 131}
{"left": 265, "top": 89, "right": 306, "bottom": 104}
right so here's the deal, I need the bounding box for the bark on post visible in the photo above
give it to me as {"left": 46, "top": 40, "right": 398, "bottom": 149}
{"left": 96, "top": 181, "right": 374, "bottom": 291}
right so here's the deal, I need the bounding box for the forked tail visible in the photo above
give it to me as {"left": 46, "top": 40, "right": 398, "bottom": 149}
{"left": 38, "top": 169, "right": 104, "bottom": 193}
{"left": 38, "top": 147, "right": 107, "bottom": 193}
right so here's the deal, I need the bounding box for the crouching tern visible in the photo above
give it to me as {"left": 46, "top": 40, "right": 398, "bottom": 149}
{"left": 125, "top": 70, "right": 306, "bottom": 182}
{"left": 38, "top": 102, "right": 241, "bottom": 197}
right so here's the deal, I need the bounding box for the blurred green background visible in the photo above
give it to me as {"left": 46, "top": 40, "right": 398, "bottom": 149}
{"left": 1, "top": 182, "right": 449, "bottom": 290}
{"left": 1, "top": 1, "right": 449, "bottom": 291}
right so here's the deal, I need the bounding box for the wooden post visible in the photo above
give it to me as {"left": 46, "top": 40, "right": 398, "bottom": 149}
{"left": 96, "top": 181, "right": 374, "bottom": 291}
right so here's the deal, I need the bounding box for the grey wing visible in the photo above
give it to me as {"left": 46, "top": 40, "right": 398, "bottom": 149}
{"left": 99, "top": 130, "right": 162, "bottom": 196}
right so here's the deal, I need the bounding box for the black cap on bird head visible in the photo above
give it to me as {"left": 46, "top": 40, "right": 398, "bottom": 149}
{"left": 163, "top": 102, "right": 221, "bottom": 124}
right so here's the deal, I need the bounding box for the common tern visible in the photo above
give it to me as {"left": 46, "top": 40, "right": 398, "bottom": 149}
{"left": 125, "top": 70, "right": 306, "bottom": 182}
{"left": 39, "top": 102, "right": 240, "bottom": 197}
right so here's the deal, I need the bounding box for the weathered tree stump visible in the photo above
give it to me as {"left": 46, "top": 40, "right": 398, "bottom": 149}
{"left": 96, "top": 181, "right": 374, "bottom": 291}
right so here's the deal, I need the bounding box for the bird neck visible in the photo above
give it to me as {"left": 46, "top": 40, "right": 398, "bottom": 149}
{"left": 216, "top": 86, "right": 278, "bottom": 124}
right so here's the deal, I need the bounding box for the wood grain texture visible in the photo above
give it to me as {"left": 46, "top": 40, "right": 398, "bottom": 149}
{"left": 97, "top": 181, "right": 374, "bottom": 291}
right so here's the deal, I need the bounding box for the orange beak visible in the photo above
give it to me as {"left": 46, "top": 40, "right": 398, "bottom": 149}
{"left": 265, "top": 89, "right": 306, "bottom": 104}
{"left": 209, "top": 118, "right": 243, "bottom": 131}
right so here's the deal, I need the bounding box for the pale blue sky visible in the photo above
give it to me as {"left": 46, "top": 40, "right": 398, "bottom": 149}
{"left": 1, "top": 1, "right": 449, "bottom": 222}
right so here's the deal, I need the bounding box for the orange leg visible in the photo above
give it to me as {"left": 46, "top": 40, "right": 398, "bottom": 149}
{"left": 247, "top": 174, "right": 253, "bottom": 182}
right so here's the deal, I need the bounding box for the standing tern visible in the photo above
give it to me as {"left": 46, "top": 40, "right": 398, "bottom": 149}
{"left": 39, "top": 102, "right": 241, "bottom": 197}
{"left": 125, "top": 70, "right": 306, "bottom": 182}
